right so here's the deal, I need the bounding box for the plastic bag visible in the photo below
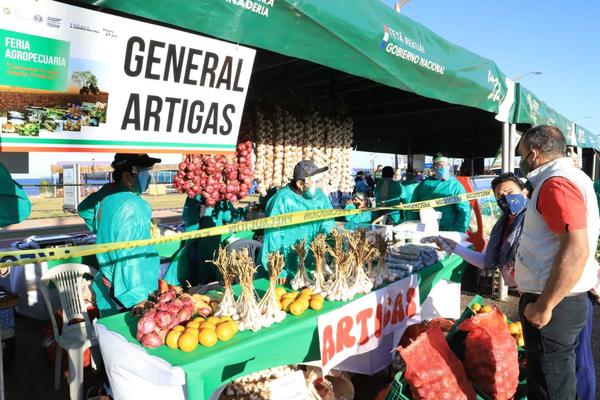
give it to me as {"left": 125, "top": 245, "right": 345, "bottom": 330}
{"left": 398, "top": 324, "right": 476, "bottom": 400}
{"left": 305, "top": 367, "right": 354, "bottom": 400}
{"left": 458, "top": 308, "right": 519, "bottom": 400}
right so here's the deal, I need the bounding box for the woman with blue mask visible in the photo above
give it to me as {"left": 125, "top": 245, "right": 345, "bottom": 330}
{"left": 411, "top": 154, "right": 471, "bottom": 231}
{"left": 77, "top": 153, "right": 161, "bottom": 316}
{"left": 434, "top": 173, "right": 527, "bottom": 287}
{"left": 259, "top": 160, "right": 336, "bottom": 283}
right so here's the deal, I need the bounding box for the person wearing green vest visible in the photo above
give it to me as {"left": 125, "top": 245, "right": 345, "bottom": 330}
{"left": 400, "top": 168, "right": 420, "bottom": 221}
{"left": 411, "top": 155, "right": 471, "bottom": 232}
{"left": 401, "top": 168, "right": 419, "bottom": 204}
{"left": 180, "top": 196, "right": 246, "bottom": 285}
{"left": 375, "top": 166, "right": 404, "bottom": 224}
{"left": 259, "top": 160, "right": 335, "bottom": 283}
{"left": 0, "top": 162, "right": 31, "bottom": 229}
{"left": 344, "top": 192, "right": 372, "bottom": 229}
{"left": 77, "top": 154, "right": 161, "bottom": 317}
{"left": 0, "top": 162, "right": 31, "bottom": 276}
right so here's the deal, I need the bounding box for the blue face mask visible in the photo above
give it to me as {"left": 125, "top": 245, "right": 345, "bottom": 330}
{"left": 134, "top": 169, "right": 151, "bottom": 194}
{"left": 496, "top": 193, "right": 527, "bottom": 215}
{"left": 434, "top": 166, "right": 450, "bottom": 180}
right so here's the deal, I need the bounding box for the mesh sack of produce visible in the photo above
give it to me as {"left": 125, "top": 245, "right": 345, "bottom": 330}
{"left": 398, "top": 324, "right": 476, "bottom": 400}
{"left": 458, "top": 308, "right": 519, "bottom": 400}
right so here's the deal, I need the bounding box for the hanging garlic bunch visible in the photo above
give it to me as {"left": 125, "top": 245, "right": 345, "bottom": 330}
{"left": 254, "top": 108, "right": 268, "bottom": 193}
{"left": 347, "top": 230, "right": 378, "bottom": 296}
{"left": 259, "top": 252, "right": 287, "bottom": 326}
{"left": 209, "top": 247, "right": 238, "bottom": 318}
{"left": 272, "top": 106, "right": 285, "bottom": 188}
{"left": 324, "top": 230, "right": 354, "bottom": 301}
{"left": 309, "top": 234, "right": 328, "bottom": 294}
{"left": 232, "top": 250, "right": 264, "bottom": 332}
{"left": 372, "top": 233, "right": 398, "bottom": 287}
{"left": 290, "top": 239, "right": 314, "bottom": 290}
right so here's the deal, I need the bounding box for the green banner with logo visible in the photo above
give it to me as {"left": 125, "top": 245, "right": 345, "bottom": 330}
{"left": 0, "top": 29, "right": 70, "bottom": 91}
{"left": 512, "top": 84, "right": 599, "bottom": 150}
{"left": 75, "top": 0, "right": 508, "bottom": 114}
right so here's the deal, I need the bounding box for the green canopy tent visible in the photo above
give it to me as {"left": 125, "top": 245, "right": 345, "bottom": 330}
{"left": 73, "top": 0, "right": 512, "bottom": 157}
{"left": 72, "top": 0, "right": 598, "bottom": 159}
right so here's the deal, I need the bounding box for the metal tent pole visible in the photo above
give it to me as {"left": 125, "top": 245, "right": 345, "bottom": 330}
{"left": 509, "top": 124, "right": 517, "bottom": 173}
{"left": 493, "top": 123, "right": 511, "bottom": 301}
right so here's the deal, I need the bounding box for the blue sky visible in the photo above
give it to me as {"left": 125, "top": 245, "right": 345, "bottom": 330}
{"left": 381, "top": 0, "right": 600, "bottom": 134}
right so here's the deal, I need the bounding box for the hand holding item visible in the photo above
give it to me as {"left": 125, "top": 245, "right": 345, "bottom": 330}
{"left": 421, "top": 236, "right": 457, "bottom": 253}
{"left": 524, "top": 301, "right": 552, "bottom": 329}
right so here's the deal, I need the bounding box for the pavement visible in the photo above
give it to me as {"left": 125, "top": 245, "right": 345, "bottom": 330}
{"left": 4, "top": 287, "right": 599, "bottom": 400}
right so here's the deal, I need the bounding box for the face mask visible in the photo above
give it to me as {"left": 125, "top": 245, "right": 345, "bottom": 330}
{"left": 496, "top": 193, "right": 527, "bottom": 215}
{"left": 303, "top": 185, "right": 318, "bottom": 199}
{"left": 519, "top": 152, "right": 533, "bottom": 177}
{"left": 134, "top": 169, "right": 151, "bottom": 194}
{"left": 434, "top": 166, "right": 450, "bottom": 180}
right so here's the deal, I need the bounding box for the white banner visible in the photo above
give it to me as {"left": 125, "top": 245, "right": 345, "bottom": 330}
{"left": 317, "top": 275, "right": 420, "bottom": 372}
{"left": 0, "top": 0, "right": 255, "bottom": 154}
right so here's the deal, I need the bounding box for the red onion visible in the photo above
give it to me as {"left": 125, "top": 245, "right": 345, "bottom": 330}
{"left": 178, "top": 162, "right": 187, "bottom": 170}
{"left": 154, "top": 310, "right": 174, "bottom": 329}
{"left": 177, "top": 306, "right": 193, "bottom": 324}
{"left": 140, "top": 332, "right": 162, "bottom": 349}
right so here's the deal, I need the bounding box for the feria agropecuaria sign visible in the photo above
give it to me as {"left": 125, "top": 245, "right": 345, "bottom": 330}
{"left": 0, "top": 0, "right": 255, "bottom": 153}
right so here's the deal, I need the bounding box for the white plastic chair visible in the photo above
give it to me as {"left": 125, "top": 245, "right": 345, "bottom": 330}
{"left": 40, "top": 263, "right": 100, "bottom": 400}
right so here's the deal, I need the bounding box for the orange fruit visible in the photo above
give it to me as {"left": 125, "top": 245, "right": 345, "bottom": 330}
{"left": 311, "top": 294, "right": 324, "bottom": 302}
{"left": 178, "top": 333, "right": 198, "bottom": 352}
{"left": 199, "top": 322, "right": 216, "bottom": 331}
{"left": 220, "top": 315, "right": 233, "bottom": 322}
{"left": 282, "top": 292, "right": 298, "bottom": 301}
{"left": 206, "top": 316, "right": 221, "bottom": 325}
{"left": 193, "top": 317, "right": 205, "bottom": 323}
{"left": 297, "top": 298, "right": 310, "bottom": 310}
{"left": 480, "top": 305, "right": 493, "bottom": 314}
{"left": 172, "top": 325, "right": 185, "bottom": 332}
{"left": 281, "top": 298, "right": 294, "bottom": 312}
{"left": 289, "top": 300, "right": 305, "bottom": 316}
{"left": 165, "top": 330, "right": 182, "bottom": 349}
{"left": 297, "top": 294, "right": 311, "bottom": 302}
{"left": 184, "top": 328, "right": 199, "bottom": 337}
{"left": 227, "top": 320, "right": 239, "bottom": 334}
{"left": 301, "top": 288, "right": 313, "bottom": 296}
{"left": 310, "top": 298, "right": 324, "bottom": 311}
{"left": 275, "top": 287, "right": 287, "bottom": 299}
{"left": 198, "top": 328, "right": 218, "bottom": 347}
{"left": 216, "top": 322, "right": 235, "bottom": 341}
{"left": 186, "top": 320, "right": 200, "bottom": 329}
{"left": 470, "top": 303, "right": 482, "bottom": 313}
{"left": 508, "top": 323, "right": 520, "bottom": 335}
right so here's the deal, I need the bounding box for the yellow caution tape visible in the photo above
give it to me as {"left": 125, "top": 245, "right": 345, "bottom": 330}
{"left": 0, "top": 189, "right": 493, "bottom": 267}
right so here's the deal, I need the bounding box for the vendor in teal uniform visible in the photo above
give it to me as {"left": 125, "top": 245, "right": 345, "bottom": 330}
{"left": 411, "top": 154, "right": 471, "bottom": 232}
{"left": 259, "top": 160, "right": 335, "bottom": 283}
{"left": 78, "top": 153, "right": 161, "bottom": 316}
{"left": 375, "top": 166, "right": 404, "bottom": 224}
{"left": 181, "top": 196, "right": 245, "bottom": 285}
{"left": 0, "top": 162, "right": 31, "bottom": 228}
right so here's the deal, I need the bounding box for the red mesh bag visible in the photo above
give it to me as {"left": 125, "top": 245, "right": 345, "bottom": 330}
{"left": 458, "top": 308, "right": 519, "bottom": 400}
{"left": 398, "top": 324, "right": 476, "bottom": 400}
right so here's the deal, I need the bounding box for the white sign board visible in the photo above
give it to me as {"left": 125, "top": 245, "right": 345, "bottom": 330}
{"left": 267, "top": 370, "right": 311, "bottom": 400}
{"left": 317, "top": 275, "right": 420, "bottom": 372}
{"left": 62, "top": 163, "right": 79, "bottom": 211}
{"left": 0, "top": 0, "right": 255, "bottom": 154}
